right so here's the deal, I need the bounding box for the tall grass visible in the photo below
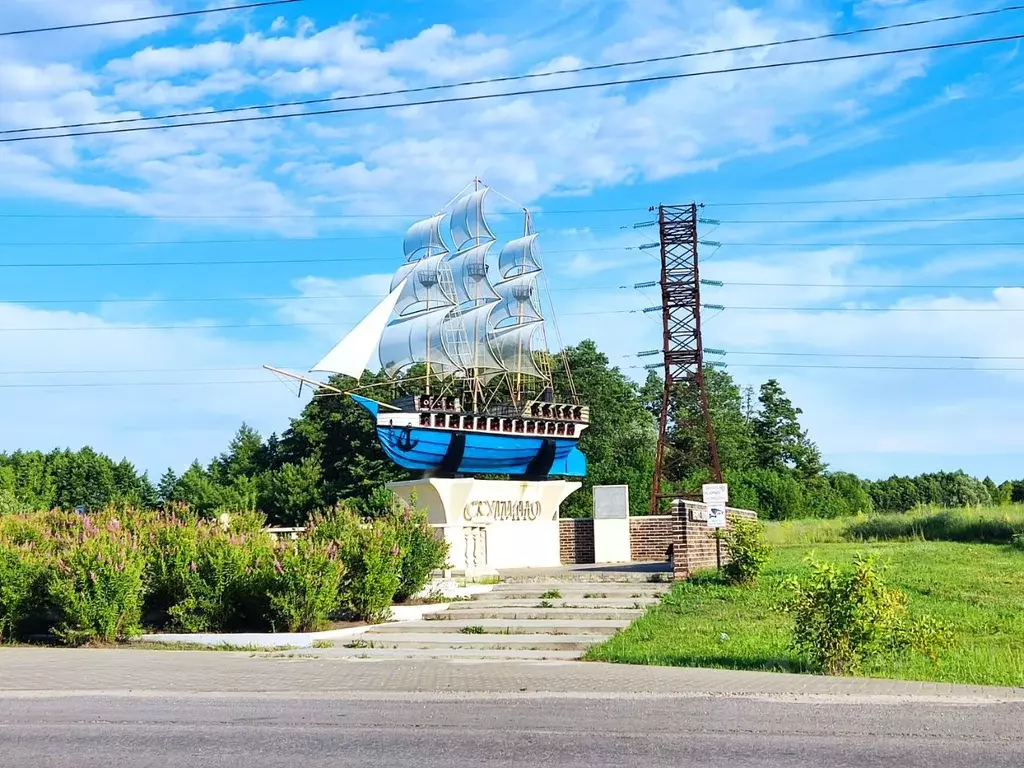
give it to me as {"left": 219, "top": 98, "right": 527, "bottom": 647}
{"left": 765, "top": 505, "right": 1024, "bottom": 548}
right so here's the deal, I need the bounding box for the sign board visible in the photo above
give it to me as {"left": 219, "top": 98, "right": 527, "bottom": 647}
{"left": 689, "top": 505, "right": 709, "bottom": 522}
{"left": 703, "top": 484, "right": 728, "bottom": 529}
{"left": 702, "top": 483, "right": 728, "bottom": 505}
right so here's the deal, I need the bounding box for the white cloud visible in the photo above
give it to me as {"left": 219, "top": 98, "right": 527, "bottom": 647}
{"left": 0, "top": 302, "right": 312, "bottom": 475}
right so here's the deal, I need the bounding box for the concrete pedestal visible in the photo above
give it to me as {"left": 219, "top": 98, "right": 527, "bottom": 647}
{"left": 593, "top": 484, "right": 631, "bottom": 563}
{"left": 387, "top": 478, "right": 581, "bottom": 576}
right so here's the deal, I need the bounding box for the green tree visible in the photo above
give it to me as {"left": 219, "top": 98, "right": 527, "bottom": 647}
{"left": 158, "top": 469, "right": 179, "bottom": 505}
{"left": 279, "top": 371, "right": 409, "bottom": 503}
{"left": 752, "top": 379, "right": 824, "bottom": 479}
{"left": 982, "top": 476, "right": 999, "bottom": 504}
{"left": 551, "top": 341, "right": 657, "bottom": 516}
{"left": 259, "top": 458, "right": 325, "bottom": 526}
{"left": 212, "top": 424, "right": 267, "bottom": 484}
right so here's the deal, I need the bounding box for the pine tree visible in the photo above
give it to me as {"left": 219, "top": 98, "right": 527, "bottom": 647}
{"left": 752, "top": 379, "right": 824, "bottom": 478}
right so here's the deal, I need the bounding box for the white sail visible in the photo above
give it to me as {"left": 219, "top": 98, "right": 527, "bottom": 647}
{"left": 449, "top": 188, "right": 495, "bottom": 252}
{"left": 390, "top": 253, "right": 454, "bottom": 316}
{"left": 304, "top": 182, "right": 558, "bottom": 389}
{"left": 489, "top": 320, "right": 546, "bottom": 379}
{"left": 403, "top": 213, "right": 447, "bottom": 260}
{"left": 378, "top": 305, "right": 460, "bottom": 376}
{"left": 447, "top": 241, "right": 499, "bottom": 306}
{"left": 490, "top": 270, "right": 543, "bottom": 327}
{"left": 452, "top": 301, "right": 505, "bottom": 375}
{"left": 311, "top": 278, "right": 408, "bottom": 380}
{"left": 498, "top": 234, "right": 541, "bottom": 279}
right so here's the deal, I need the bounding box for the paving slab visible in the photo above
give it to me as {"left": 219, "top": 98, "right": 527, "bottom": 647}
{"left": 370, "top": 618, "right": 629, "bottom": 634}
{"left": 487, "top": 587, "right": 669, "bottom": 599}
{"left": 280, "top": 647, "right": 584, "bottom": 661}
{"left": 429, "top": 608, "right": 646, "bottom": 620}
{"left": 446, "top": 596, "right": 661, "bottom": 608}
{"left": 338, "top": 633, "right": 600, "bottom": 651}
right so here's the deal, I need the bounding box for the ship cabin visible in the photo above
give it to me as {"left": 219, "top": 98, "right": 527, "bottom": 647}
{"left": 394, "top": 394, "right": 589, "bottom": 438}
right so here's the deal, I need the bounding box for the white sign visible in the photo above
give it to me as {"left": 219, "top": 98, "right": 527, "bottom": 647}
{"left": 707, "top": 505, "right": 727, "bottom": 529}
{"left": 702, "top": 483, "right": 728, "bottom": 505}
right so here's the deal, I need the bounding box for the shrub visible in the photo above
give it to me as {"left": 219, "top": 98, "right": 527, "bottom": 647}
{"left": 386, "top": 507, "right": 449, "bottom": 602}
{"left": 339, "top": 521, "right": 401, "bottom": 623}
{"left": 0, "top": 488, "right": 27, "bottom": 517}
{"left": 166, "top": 527, "right": 275, "bottom": 633}
{"left": 267, "top": 537, "right": 346, "bottom": 632}
{"left": 46, "top": 516, "right": 148, "bottom": 645}
{"left": 359, "top": 486, "right": 403, "bottom": 519}
{"left": 1011, "top": 533, "right": 1024, "bottom": 552}
{"left": 0, "top": 541, "right": 46, "bottom": 642}
{"left": 0, "top": 513, "right": 49, "bottom": 549}
{"left": 845, "top": 507, "right": 1024, "bottom": 545}
{"left": 721, "top": 517, "right": 771, "bottom": 586}
{"left": 143, "top": 514, "right": 201, "bottom": 621}
{"left": 307, "top": 503, "right": 362, "bottom": 544}
{"left": 783, "top": 553, "right": 947, "bottom": 675}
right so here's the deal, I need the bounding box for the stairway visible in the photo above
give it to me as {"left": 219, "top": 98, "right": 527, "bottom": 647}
{"left": 323, "top": 579, "right": 670, "bottom": 661}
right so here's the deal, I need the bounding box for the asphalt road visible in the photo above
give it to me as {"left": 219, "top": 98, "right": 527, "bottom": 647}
{"left": 1, "top": 692, "right": 1022, "bottom": 767}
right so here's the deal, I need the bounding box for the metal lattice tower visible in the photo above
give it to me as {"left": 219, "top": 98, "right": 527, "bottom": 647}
{"left": 649, "top": 202, "right": 722, "bottom": 513}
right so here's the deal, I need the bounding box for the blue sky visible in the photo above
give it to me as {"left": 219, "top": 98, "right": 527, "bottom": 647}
{"left": 2, "top": 0, "right": 1024, "bottom": 481}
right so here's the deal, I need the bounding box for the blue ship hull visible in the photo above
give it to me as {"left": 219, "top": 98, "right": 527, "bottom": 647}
{"left": 353, "top": 395, "right": 587, "bottom": 478}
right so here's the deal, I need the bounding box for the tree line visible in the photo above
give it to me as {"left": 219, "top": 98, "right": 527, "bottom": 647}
{"left": 0, "top": 339, "right": 1011, "bottom": 522}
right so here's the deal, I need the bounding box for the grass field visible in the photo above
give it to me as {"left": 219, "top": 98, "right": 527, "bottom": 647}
{"left": 586, "top": 510, "right": 1024, "bottom": 687}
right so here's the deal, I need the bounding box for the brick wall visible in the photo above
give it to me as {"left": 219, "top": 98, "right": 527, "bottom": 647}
{"left": 629, "top": 516, "right": 674, "bottom": 562}
{"left": 559, "top": 519, "right": 594, "bottom": 564}
{"left": 671, "top": 502, "right": 758, "bottom": 580}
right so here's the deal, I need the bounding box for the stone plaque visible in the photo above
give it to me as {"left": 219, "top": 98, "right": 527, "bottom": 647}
{"left": 593, "top": 485, "right": 629, "bottom": 519}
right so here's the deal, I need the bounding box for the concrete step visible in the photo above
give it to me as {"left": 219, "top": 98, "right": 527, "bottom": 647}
{"left": 453, "top": 597, "right": 662, "bottom": 609}
{"left": 485, "top": 587, "right": 669, "bottom": 599}
{"left": 498, "top": 572, "right": 671, "bottom": 584}
{"left": 371, "top": 618, "right": 628, "bottom": 635}
{"left": 295, "top": 647, "right": 583, "bottom": 661}
{"left": 334, "top": 633, "right": 600, "bottom": 651}
{"left": 427, "top": 607, "right": 646, "bottom": 621}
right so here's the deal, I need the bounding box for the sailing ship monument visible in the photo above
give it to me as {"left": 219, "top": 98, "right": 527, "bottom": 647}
{"left": 266, "top": 180, "right": 589, "bottom": 480}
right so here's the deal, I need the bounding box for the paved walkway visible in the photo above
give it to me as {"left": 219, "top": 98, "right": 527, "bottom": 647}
{"left": 1, "top": 647, "right": 1022, "bottom": 701}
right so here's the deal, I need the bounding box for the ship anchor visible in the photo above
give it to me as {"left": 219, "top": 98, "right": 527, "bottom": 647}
{"left": 396, "top": 424, "right": 419, "bottom": 452}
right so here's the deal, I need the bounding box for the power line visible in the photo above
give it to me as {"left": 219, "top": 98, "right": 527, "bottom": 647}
{"left": 0, "top": 246, "right": 630, "bottom": 269}
{"left": 718, "top": 305, "right": 1024, "bottom": 312}
{"left": 0, "top": 206, "right": 647, "bottom": 220}
{"left": 6, "top": 32, "right": 1024, "bottom": 143}
{"left": 5, "top": 193, "right": 1024, "bottom": 220}
{"left": 724, "top": 350, "right": 1024, "bottom": 361}
{"left": 0, "top": 230, "right": 548, "bottom": 247}
{"left": 14, "top": 350, "right": 1024, "bottom": 378}
{"left": 1, "top": 237, "right": 1021, "bottom": 251}
{"left": 0, "top": 0, "right": 301, "bottom": 37}
{"left": 715, "top": 281, "right": 1021, "bottom": 290}
{"left": 716, "top": 216, "right": 1024, "bottom": 224}
{"left": 6, "top": 5, "right": 1019, "bottom": 136}
{"left": 710, "top": 241, "right": 1024, "bottom": 247}
{"left": 0, "top": 224, "right": 648, "bottom": 247}
{"left": 0, "top": 380, "right": 279, "bottom": 389}
{"left": 0, "top": 366, "right": 277, "bottom": 376}
{"left": 704, "top": 191, "right": 1024, "bottom": 207}
{"left": 722, "top": 363, "right": 1024, "bottom": 372}
{"left": 0, "top": 308, "right": 635, "bottom": 332}
{"left": 0, "top": 284, "right": 625, "bottom": 306}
